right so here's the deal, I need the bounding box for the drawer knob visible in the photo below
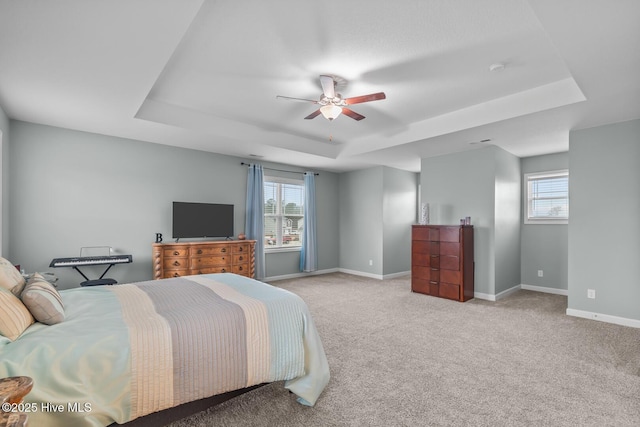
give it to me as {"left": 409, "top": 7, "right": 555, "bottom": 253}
{"left": 197, "top": 249, "right": 202, "bottom": 254}
{"left": 173, "top": 261, "right": 181, "bottom": 266}
{"left": 173, "top": 251, "right": 179, "bottom": 256}
{"left": 173, "top": 273, "right": 180, "bottom": 277}
{"left": 238, "top": 266, "right": 243, "bottom": 271}
{"left": 221, "top": 248, "right": 227, "bottom": 253}
{"left": 221, "top": 268, "right": 226, "bottom": 273}
{"left": 238, "top": 256, "right": 244, "bottom": 261}
{"left": 239, "top": 247, "right": 244, "bottom": 252}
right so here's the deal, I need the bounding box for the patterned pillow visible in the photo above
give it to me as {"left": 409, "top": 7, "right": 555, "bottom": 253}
{"left": 21, "top": 273, "right": 65, "bottom": 325}
{"left": 0, "top": 286, "right": 35, "bottom": 341}
{"left": 0, "top": 257, "right": 26, "bottom": 297}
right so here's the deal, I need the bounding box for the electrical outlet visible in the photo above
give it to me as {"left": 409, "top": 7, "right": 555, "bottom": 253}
{"left": 587, "top": 289, "right": 596, "bottom": 299}
{"left": 537, "top": 270, "right": 543, "bottom": 277}
{"left": 369, "top": 259, "right": 373, "bottom": 266}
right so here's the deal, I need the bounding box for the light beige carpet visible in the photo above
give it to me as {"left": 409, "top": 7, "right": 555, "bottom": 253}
{"left": 169, "top": 273, "right": 640, "bottom": 426}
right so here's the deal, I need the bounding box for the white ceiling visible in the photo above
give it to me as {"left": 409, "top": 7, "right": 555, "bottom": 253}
{"left": 0, "top": 0, "right": 638, "bottom": 173}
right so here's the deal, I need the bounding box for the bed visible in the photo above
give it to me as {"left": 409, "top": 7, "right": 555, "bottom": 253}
{"left": 0, "top": 272, "right": 330, "bottom": 427}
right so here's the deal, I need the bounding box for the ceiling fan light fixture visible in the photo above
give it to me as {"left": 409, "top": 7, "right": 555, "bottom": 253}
{"left": 320, "top": 104, "right": 342, "bottom": 121}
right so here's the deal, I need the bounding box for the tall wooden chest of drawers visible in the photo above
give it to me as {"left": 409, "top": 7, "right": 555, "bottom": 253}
{"left": 411, "top": 225, "right": 474, "bottom": 302}
{"left": 152, "top": 240, "right": 255, "bottom": 280}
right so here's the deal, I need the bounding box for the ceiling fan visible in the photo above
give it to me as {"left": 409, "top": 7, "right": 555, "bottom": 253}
{"left": 276, "top": 75, "right": 386, "bottom": 121}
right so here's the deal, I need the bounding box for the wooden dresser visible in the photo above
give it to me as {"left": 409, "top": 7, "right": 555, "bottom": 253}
{"left": 411, "top": 225, "right": 474, "bottom": 302}
{"left": 152, "top": 240, "right": 255, "bottom": 280}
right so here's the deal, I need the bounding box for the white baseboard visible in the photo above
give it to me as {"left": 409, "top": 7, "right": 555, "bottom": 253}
{"left": 265, "top": 268, "right": 339, "bottom": 282}
{"left": 381, "top": 270, "right": 411, "bottom": 280}
{"left": 335, "top": 268, "right": 383, "bottom": 280}
{"left": 495, "top": 285, "right": 521, "bottom": 301}
{"left": 339, "top": 268, "right": 410, "bottom": 280}
{"left": 473, "top": 292, "right": 496, "bottom": 301}
{"left": 268, "top": 268, "right": 410, "bottom": 282}
{"left": 521, "top": 284, "right": 568, "bottom": 296}
{"left": 475, "top": 285, "right": 520, "bottom": 301}
{"left": 566, "top": 308, "right": 640, "bottom": 329}
{"left": 475, "top": 284, "right": 567, "bottom": 301}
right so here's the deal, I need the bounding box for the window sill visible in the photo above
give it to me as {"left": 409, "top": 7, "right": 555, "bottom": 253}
{"left": 524, "top": 219, "right": 568, "bottom": 225}
{"left": 265, "top": 246, "right": 302, "bottom": 254}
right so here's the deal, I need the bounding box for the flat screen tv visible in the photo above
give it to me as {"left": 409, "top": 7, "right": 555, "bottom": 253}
{"left": 172, "top": 202, "right": 234, "bottom": 240}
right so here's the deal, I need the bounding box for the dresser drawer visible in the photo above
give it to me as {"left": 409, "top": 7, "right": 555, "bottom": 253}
{"left": 191, "top": 246, "right": 230, "bottom": 256}
{"left": 440, "top": 255, "right": 460, "bottom": 270}
{"left": 439, "top": 282, "right": 461, "bottom": 300}
{"left": 190, "top": 266, "right": 230, "bottom": 275}
{"left": 232, "top": 244, "right": 250, "bottom": 254}
{"left": 163, "top": 258, "right": 189, "bottom": 270}
{"left": 413, "top": 226, "right": 440, "bottom": 241}
{"left": 412, "top": 252, "right": 431, "bottom": 267}
{"left": 164, "top": 269, "right": 190, "bottom": 278}
{"left": 440, "top": 242, "right": 459, "bottom": 256}
{"left": 232, "top": 264, "right": 249, "bottom": 275}
{"left": 412, "top": 278, "right": 436, "bottom": 295}
{"left": 439, "top": 227, "right": 460, "bottom": 243}
{"left": 233, "top": 254, "right": 249, "bottom": 264}
{"left": 191, "top": 255, "right": 230, "bottom": 268}
{"left": 412, "top": 265, "right": 439, "bottom": 281}
{"left": 440, "top": 270, "right": 461, "bottom": 285}
{"left": 164, "top": 248, "right": 188, "bottom": 257}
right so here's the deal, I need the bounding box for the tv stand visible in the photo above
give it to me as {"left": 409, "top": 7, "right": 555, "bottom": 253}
{"left": 152, "top": 240, "right": 255, "bottom": 279}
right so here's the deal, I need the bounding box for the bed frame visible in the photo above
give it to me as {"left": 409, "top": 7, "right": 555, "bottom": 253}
{"left": 112, "top": 384, "right": 265, "bottom": 427}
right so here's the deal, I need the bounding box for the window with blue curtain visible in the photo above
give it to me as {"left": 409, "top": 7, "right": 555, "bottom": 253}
{"left": 263, "top": 177, "right": 305, "bottom": 249}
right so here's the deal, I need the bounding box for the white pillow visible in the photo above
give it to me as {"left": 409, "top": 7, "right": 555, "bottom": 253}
{"left": 0, "top": 256, "right": 26, "bottom": 296}
{"left": 21, "top": 273, "right": 65, "bottom": 325}
{"left": 0, "top": 286, "right": 34, "bottom": 341}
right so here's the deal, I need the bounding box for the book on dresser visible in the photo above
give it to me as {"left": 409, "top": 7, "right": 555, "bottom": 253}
{"left": 411, "top": 225, "right": 474, "bottom": 302}
{"left": 152, "top": 240, "right": 256, "bottom": 280}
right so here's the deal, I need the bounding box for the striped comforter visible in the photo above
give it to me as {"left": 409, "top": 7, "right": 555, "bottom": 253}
{"left": 0, "top": 273, "right": 330, "bottom": 427}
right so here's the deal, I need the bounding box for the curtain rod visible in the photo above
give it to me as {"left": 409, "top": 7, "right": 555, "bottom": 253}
{"left": 240, "top": 162, "right": 319, "bottom": 176}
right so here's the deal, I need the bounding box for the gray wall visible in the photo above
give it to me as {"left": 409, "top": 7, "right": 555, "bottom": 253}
{"left": 7, "top": 120, "right": 340, "bottom": 288}
{"left": 421, "top": 145, "right": 521, "bottom": 296}
{"left": 382, "top": 167, "right": 418, "bottom": 275}
{"left": 568, "top": 119, "right": 640, "bottom": 321}
{"left": 493, "top": 147, "right": 521, "bottom": 294}
{"left": 338, "top": 166, "right": 417, "bottom": 277}
{"left": 339, "top": 167, "right": 384, "bottom": 275}
{"left": 520, "top": 153, "right": 569, "bottom": 290}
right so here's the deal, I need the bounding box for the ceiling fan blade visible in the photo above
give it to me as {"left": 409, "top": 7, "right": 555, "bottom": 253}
{"left": 304, "top": 109, "right": 322, "bottom": 120}
{"left": 342, "top": 107, "right": 365, "bottom": 121}
{"left": 319, "top": 75, "right": 336, "bottom": 98}
{"left": 344, "top": 92, "right": 386, "bottom": 105}
{"left": 276, "top": 95, "right": 319, "bottom": 103}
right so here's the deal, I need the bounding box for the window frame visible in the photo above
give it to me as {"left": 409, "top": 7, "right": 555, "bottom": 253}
{"left": 263, "top": 176, "right": 304, "bottom": 252}
{"left": 524, "top": 169, "right": 569, "bottom": 225}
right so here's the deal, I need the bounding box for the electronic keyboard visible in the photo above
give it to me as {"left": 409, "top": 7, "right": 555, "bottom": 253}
{"left": 49, "top": 255, "right": 133, "bottom": 287}
{"left": 49, "top": 255, "right": 133, "bottom": 268}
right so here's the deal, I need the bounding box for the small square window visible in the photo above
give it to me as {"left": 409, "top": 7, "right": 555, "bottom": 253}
{"left": 524, "top": 170, "right": 569, "bottom": 224}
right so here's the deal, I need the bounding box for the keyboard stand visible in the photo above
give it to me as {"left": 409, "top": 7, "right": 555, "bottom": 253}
{"left": 49, "top": 253, "right": 133, "bottom": 287}
{"left": 73, "top": 264, "right": 118, "bottom": 287}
